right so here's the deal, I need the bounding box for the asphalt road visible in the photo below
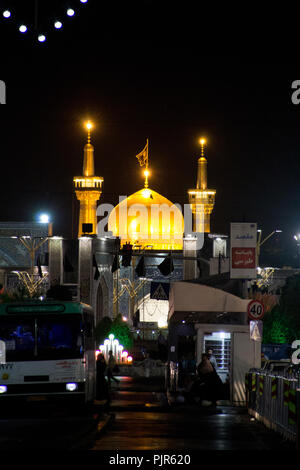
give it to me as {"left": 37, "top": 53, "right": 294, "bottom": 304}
{"left": 90, "top": 377, "right": 296, "bottom": 452}
{"left": 0, "top": 377, "right": 296, "bottom": 453}
{"left": 0, "top": 401, "right": 103, "bottom": 450}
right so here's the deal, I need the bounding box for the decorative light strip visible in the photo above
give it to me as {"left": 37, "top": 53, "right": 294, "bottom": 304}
{"left": 2, "top": 1, "right": 89, "bottom": 43}
{"left": 188, "top": 190, "right": 216, "bottom": 195}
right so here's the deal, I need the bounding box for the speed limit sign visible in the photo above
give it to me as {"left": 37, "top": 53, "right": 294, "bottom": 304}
{"left": 247, "top": 300, "right": 264, "bottom": 320}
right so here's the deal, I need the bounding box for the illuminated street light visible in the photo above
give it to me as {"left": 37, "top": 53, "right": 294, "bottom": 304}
{"left": 67, "top": 8, "right": 75, "bottom": 16}
{"left": 39, "top": 214, "right": 50, "bottom": 223}
{"left": 19, "top": 25, "right": 28, "bottom": 33}
{"left": 38, "top": 214, "right": 53, "bottom": 236}
{"left": 3, "top": 10, "right": 11, "bottom": 18}
{"left": 54, "top": 21, "right": 63, "bottom": 29}
{"left": 38, "top": 34, "right": 46, "bottom": 42}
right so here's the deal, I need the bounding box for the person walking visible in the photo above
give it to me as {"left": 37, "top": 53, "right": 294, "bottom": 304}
{"left": 107, "top": 350, "right": 120, "bottom": 387}
{"left": 96, "top": 353, "right": 109, "bottom": 402}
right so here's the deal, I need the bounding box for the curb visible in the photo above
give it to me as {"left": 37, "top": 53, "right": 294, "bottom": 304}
{"left": 96, "top": 412, "right": 115, "bottom": 435}
{"left": 69, "top": 412, "right": 115, "bottom": 450}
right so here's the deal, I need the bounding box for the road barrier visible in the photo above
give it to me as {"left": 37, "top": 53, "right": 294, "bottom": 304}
{"left": 246, "top": 370, "right": 300, "bottom": 445}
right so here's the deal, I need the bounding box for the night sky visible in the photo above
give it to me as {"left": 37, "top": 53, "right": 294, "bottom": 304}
{"left": 1, "top": 1, "right": 300, "bottom": 265}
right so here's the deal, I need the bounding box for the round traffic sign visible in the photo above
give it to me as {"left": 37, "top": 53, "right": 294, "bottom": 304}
{"left": 247, "top": 299, "right": 264, "bottom": 320}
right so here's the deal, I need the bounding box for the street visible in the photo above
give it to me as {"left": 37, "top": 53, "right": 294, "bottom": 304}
{"left": 0, "top": 401, "right": 103, "bottom": 450}
{"left": 0, "top": 376, "right": 296, "bottom": 452}
{"left": 90, "top": 377, "right": 296, "bottom": 452}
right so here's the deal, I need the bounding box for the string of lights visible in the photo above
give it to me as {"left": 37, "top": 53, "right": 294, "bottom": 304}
{"left": 2, "top": 0, "right": 89, "bottom": 44}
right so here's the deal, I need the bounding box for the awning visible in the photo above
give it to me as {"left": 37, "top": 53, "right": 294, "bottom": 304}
{"left": 168, "top": 281, "right": 250, "bottom": 324}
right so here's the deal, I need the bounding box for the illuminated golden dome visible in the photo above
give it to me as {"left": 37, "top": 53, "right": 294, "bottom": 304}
{"left": 108, "top": 187, "right": 184, "bottom": 250}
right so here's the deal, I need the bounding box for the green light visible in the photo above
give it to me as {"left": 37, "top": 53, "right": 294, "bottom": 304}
{"left": 6, "top": 304, "right": 65, "bottom": 314}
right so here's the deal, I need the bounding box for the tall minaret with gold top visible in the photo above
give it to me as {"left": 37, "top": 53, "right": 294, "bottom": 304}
{"left": 188, "top": 138, "right": 216, "bottom": 233}
{"left": 73, "top": 121, "right": 104, "bottom": 237}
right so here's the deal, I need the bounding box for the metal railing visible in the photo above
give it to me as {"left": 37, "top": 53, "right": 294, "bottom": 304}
{"left": 246, "top": 370, "right": 300, "bottom": 444}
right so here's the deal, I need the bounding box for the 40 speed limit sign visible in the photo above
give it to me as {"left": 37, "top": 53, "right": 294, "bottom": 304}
{"left": 247, "top": 300, "right": 264, "bottom": 320}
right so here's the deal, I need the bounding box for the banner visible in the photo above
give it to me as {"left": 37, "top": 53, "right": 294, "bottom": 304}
{"left": 230, "top": 223, "right": 257, "bottom": 279}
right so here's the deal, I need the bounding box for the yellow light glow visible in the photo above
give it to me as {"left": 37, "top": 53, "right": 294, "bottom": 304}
{"left": 142, "top": 189, "right": 151, "bottom": 198}
{"left": 199, "top": 138, "right": 206, "bottom": 145}
{"left": 107, "top": 187, "right": 184, "bottom": 250}
{"left": 144, "top": 169, "right": 150, "bottom": 177}
{"left": 85, "top": 121, "right": 93, "bottom": 130}
{"left": 158, "top": 317, "right": 168, "bottom": 328}
{"left": 188, "top": 190, "right": 216, "bottom": 196}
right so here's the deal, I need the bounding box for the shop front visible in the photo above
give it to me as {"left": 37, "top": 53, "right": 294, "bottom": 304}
{"left": 167, "top": 282, "right": 261, "bottom": 405}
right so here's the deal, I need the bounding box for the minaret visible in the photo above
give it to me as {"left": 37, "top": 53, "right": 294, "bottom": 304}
{"left": 73, "top": 121, "right": 104, "bottom": 237}
{"left": 188, "top": 138, "right": 216, "bottom": 233}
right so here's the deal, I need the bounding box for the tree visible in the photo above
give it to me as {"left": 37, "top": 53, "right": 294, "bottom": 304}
{"left": 279, "top": 273, "right": 300, "bottom": 340}
{"left": 262, "top": 305, "right": 291, "bottom": 344}
{"left": 262, "top": 273, "right": 300, "bottom": 344}
{"left": 94, "top": 315, "right": 133, "bottom": 350}
{"left": 109, "top": 314, "right": 133, "bottom": 350}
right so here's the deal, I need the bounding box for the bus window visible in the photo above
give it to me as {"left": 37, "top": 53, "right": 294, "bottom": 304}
{"left": 0, "top": 319, "right": 35, "bottom": 360}
{"left": 37, "top": 317, "right": 83, "bottom": 359}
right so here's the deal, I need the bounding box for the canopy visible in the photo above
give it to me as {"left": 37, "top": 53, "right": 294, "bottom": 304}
{"left": 168, "top": 281, "right": 250, "bottom": 323}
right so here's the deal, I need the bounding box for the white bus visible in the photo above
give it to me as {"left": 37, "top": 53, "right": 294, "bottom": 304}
{"left": 0, "top": 301, "right": 96, "bottom": 405}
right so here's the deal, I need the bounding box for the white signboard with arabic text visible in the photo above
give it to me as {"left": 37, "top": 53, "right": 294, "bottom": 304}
{"left": 230, "top": 223, "right": 257, "bottom": 279}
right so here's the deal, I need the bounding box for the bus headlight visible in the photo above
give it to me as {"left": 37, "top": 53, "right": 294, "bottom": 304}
{"left": 0, "top": 385, "right": 7, "bottom": 394}
{"left": 66, "top": 382, "right": 78, "bottom": 392}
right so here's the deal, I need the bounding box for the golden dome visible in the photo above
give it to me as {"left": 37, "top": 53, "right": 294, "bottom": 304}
{"left": 108, "top": 187, "right": 184, "bottom": 250}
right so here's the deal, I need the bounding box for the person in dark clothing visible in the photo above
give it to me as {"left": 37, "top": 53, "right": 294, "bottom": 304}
{"left": 206, "top": 349, "right": 218, "bottom": 370}
{"left": 107, "top": 350, "right": 120, "bottom": 386}
{"left": 157, "top": 332, "right": 167, "bottom": 361}
{"left": 96, "top": 353, "right": 109, "bottom": 401}
{"left": 193, "top": 353, "right": 223, "bottom": 406}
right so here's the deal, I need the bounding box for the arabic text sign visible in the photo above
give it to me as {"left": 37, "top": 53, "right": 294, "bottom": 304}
{"left": 230, "top": 222, "right": 257, "bottom": 279}
{"left": 232, "top": 247, "right": 255, "bottom": 268}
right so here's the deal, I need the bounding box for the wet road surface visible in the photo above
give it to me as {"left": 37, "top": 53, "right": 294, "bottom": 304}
{"left": 91, "top": 377, "right": 296, "bottom": 451}
{"left": 0, "top": 401, "right": 104, "bottom": 450}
